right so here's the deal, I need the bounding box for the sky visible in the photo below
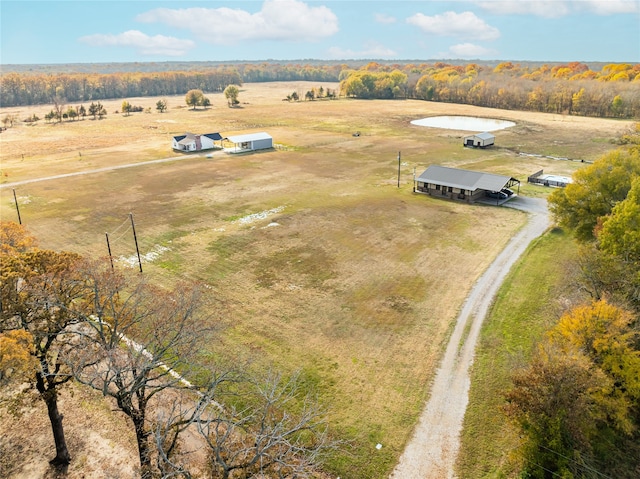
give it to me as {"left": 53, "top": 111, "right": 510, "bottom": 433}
{"left": 1, "top": 0, "right": 639, "bottom": 66}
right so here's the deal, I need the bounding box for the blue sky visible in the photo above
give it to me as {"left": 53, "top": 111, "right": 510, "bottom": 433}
{"left": 1, "top": 0, "right": 638, "bottom": 65}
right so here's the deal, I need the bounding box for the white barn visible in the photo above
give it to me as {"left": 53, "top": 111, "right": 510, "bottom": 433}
{"left": 223, "top": 132, "right": 273, "bottom": 153}
{"left": 172, "top": 132, "right": 222, "bottom": 152}
{"left": 463, "top": 132, "right": 495, "bottom": 148}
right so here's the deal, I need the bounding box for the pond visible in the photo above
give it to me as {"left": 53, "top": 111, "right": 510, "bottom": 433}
{"left": 410, "top": 116, "right": 515, "bottom": 132}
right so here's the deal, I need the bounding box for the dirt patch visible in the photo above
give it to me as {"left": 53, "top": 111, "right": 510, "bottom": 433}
{"left": 0, "top": 383, "right": 138, "bottom": 478}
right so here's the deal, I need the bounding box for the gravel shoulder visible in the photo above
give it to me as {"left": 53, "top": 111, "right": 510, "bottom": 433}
{"left": 390, "top": 196, "right": 550, "bottom": 479}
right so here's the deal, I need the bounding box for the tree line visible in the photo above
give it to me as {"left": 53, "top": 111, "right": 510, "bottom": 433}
{"left": 0, "top": 226, "right": 335, "bottom": 478}
{"left": 0, "top": 68, "right": 242, "bottom": 107}
{"left": 2, "top": 61, "right": 638, "bottom": 118}
{"left": 503, "top": 126, "right": 640, "bottom": 478}
{"left": 340, "top": 61, "right": 640, "bottom": 118}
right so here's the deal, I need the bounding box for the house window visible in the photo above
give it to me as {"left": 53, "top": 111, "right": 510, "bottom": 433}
{"left": 448, "top": 187, "right": 453, "bottom": 193}
{"left": 435, "top": 184, "right": 441, "bottom": 190}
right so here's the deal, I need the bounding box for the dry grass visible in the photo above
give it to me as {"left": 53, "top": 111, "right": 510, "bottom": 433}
{"left": 0, "top": 82, "right": 631, "bottom": 478}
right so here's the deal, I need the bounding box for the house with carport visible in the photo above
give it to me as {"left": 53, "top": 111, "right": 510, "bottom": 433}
{"left": 415, "top": 165, "right": 520, "bottom": 204}
{"left": 172, "top": 132, "right": 222, "bottom": 152}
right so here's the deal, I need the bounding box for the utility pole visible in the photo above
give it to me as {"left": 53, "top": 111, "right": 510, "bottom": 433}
{"left": 105, "top": 232, "right": 114, "bottom": 270}
{"left": 397, "top": 151, "right": 401, "bottom": 188}
{"left": 129, "top": 213, "right": 143, "bottom": 273}
{"left": 12, "top": 189, "right": 22, "bottom": 224}
{"left": 413, "top": 166, "right": 416, "bottom": 192}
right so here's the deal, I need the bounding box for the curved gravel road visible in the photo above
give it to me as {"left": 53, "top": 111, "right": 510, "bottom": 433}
{"left": 391, "top": 196, "right": 550, "bottom": 479}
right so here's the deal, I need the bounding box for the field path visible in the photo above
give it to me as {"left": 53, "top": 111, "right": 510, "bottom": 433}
{"left": 0, "top": 153, "right": 216, "bottom": 189}
{"left": 390, "top": 196, "right": 550, "bottom": 479}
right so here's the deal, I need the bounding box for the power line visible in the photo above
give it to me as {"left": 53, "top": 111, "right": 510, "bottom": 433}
{"left": 107, "top": 216, "right": 131, "bottom": 236}
{"left": 537, "top": 444, "right": 613, "bottom": 479}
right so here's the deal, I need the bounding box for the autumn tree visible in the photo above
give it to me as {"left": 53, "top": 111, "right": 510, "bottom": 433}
{"left": 65, "top": 261, "right": 216, "bottom": 478}
{"left": 0, "top": 232, "right": 85, "bottom": 466}
{"left": 0, "top": 221, "right": 36, "bottom": 255}
{"left": 121, "top": 100, "right": 132, "bottom": 116}
{"left": 550, "top": 300, "right": 640, "bottom": 406}
{"left": 598, "top": 176, "right": 640, "bottom": 263}
{"left": 611, "top": 95, "right": 625, "bottom": 117}
{"left": 505, "top": 300, "right": 640, "bottom": 478}
{"left": 65, "top": 106, "right": 77, "bottom": 121}
{"left": 594, "top": 177, "right": 640, "bottom": 310}
{"left": 223, "top": 84, "right": 240, "bottom": 107}
{"left": 155, "top": 99, "right": 167, "bottom": 113}
{"left": 88, "top": 101, "right": 106, "bottom": 119}
{"left": 548, "top": 147, "right": 640, "bottom": 242}
{"left": 185, "top": 89, "right": 205, "bottom": 109}
{"left": 0, "top": 329, "right": 35, "bottom": 385}
{"left": 505, "top": 344, "right": 613, "bottom": 478}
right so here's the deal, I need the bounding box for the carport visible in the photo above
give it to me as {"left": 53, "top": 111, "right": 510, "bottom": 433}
{"left": 414, "top": 165, "right": 520, "bottom": 204}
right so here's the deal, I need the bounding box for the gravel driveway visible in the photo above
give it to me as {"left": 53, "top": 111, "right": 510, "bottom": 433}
{"left": 391, "top": 196, "right": 550, "bottom": 479}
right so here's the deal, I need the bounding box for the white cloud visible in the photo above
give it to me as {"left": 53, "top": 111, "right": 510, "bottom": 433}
{"left": 407, "top": 11, "right": 500, "bottom": 41}
{"left": 136, "top": 0, "right": 338, "bottom": 45}
{"left": 475, "top": 1, "right": 570, "bottom": 18}
{"left": 79, "top": 30, "right": 195, "bottom": 56}
{"left": 327, "top": 42, "right": 397, "bottom": 59}
{"left": 475, "top": 0, "right": 638, "bottom": 17}
{"left": 580, "top": 0, "right": 639, "bottom": 15}
{"left": 374, "top": 13, "right": 397, "bottom": 24}
{"left": 447, "top": 42, "right": 497, "bottom": 58}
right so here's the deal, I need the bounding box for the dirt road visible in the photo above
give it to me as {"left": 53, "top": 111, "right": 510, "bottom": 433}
{"left": 390, "top": 196, "right": 550, "bottom": 479}
{"left": 0, "top": 154, "right": 202, "bottom": 189}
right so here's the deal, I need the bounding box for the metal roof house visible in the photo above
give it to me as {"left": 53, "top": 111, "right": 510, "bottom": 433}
{"left": 172, "top": 132, "right": 222, "bottom": 152}
{"left": 223, "top": 132, "right": 273, "bottom": 154}
{"left": 463, "top": 132, "right": 495, "bottom": 148}
{"left": 415, "top": 165, "right": 520, "bottom": 204}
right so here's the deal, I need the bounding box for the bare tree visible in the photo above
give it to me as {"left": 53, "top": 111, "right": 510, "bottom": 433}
{"left": 52, "top": 95, "right": 66, "bottom": 123}
{"left": 194, "top": 371, "right": 335, "bottom": 479}
{"left": 65, "top": 261, "right": 217, "bottom": 478}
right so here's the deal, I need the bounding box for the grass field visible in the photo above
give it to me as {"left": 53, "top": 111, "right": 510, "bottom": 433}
{"left": 0, "top": 82, "right": 631, "bottom": 478}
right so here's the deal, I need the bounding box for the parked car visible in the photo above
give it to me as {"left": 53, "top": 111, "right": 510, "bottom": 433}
{"left": 487, "top": 191, "right": 508, "bottom": 200}
{"left": 501, "top": 188, "right": 514, "bottom": 196}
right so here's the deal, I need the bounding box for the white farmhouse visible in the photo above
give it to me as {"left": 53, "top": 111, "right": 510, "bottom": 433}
{"left": 172, "top": 132, "right": 222, "bottom": 152}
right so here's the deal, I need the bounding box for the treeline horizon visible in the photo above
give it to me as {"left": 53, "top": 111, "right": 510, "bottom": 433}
{"left": 1, "top": 60, "right": 638, "bottom": 119}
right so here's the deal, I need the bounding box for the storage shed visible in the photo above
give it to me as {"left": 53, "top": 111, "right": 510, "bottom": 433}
{"left": 172, "top": 132, "right": 222, "bottom": 152}
{"left": 223, "top": 132, "right": 273, "bottom": 153}
{"left": 415, "top": 165, "right": 519, "bottom": 204}
{"left": 463, "top": 132, "right": 495, "bottom": 148}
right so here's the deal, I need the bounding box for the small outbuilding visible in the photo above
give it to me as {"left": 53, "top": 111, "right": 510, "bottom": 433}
{"left": 463, "top": 132, "right": 495, "bottom": 148}
{"left": 172, "top": 132, "right": 222, "bottom": 152}
{"left": 415, "top": 164, "right": 520, "bottom": 204}
{"left": 223, "top": 132, "right": 273, "bottom": 153}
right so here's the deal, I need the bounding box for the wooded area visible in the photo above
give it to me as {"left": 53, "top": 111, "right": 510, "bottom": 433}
{"left": 1, "top": 61, "right": 638, "bottom": 118}
{"left": 507, "top": 139, "right": 640, "bottom": 478}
